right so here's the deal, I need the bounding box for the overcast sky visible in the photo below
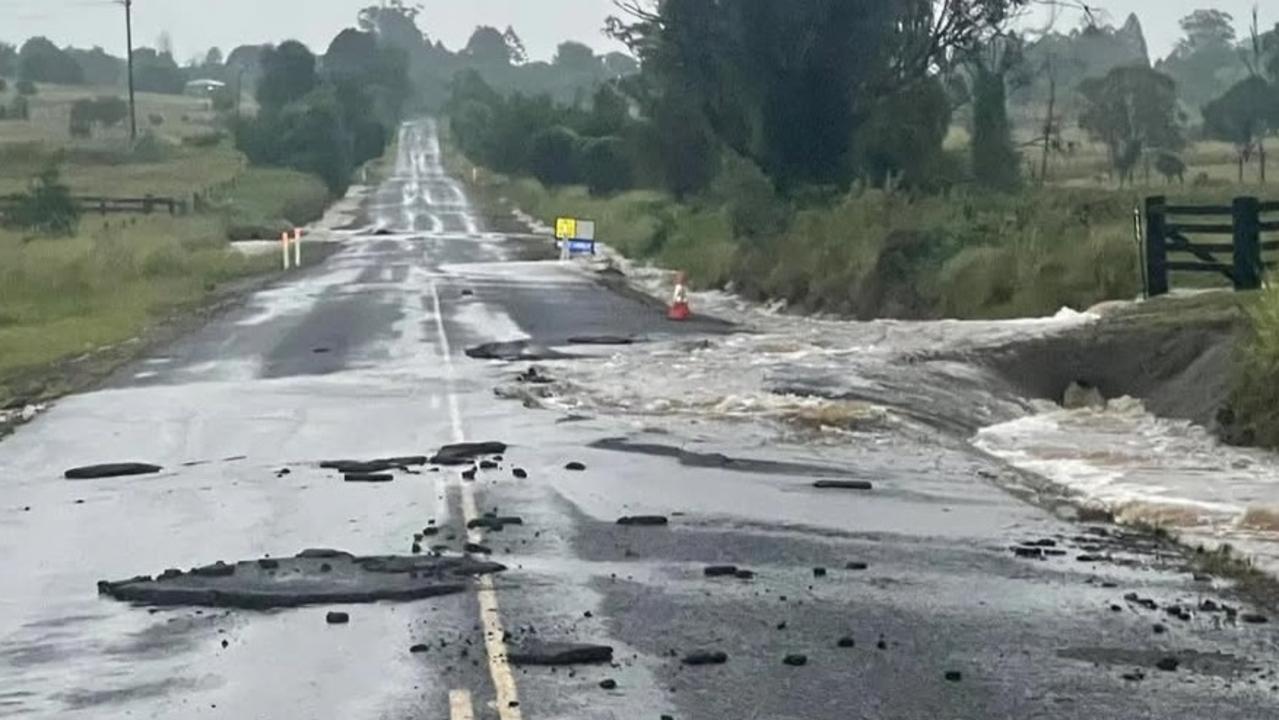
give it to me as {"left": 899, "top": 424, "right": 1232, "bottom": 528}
{"left": 1, "top": 1, "right": 1276, "bottom": 64}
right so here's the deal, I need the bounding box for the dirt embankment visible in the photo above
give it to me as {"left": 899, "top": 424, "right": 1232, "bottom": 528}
{"left": 972, "top": 293, "right": 1246, "bottom": 430}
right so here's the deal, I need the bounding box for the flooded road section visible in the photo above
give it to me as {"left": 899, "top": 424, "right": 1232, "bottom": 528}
{"left": 2, "top": 120, "right": 1279, "bottom": 720}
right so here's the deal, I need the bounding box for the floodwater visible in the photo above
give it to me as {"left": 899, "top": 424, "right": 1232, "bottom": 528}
{"left": 528, "top": 260, "right": 1279, "bottom": 573}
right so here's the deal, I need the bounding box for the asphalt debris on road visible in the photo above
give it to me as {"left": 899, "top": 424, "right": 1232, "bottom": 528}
{"left": 344, "top": 473, "right": 394, "bottom": 483}
{"left": 326, "top": 612, "right": 350, "bottom": 625}
{"left": 565, "top": 461, "right": 587, "bottom": 471}
{"left": 566, "top": 335, "right": 637, "bottom": 346}
{"left": 704, "top": 565, "right": 740, "bottom": 577}
{"left": 97, "top": 551, "right": 505, "bottom": 609}
{"left": 465, "top": 340, "right": 571, "bottom": 362}
{"left": 430, "top": 442, "right": 508, "bottom": 466}
{"left": 599, "top": 679, "right": 618, "bottom": 690}
{"left": 812, "top": 480, "right": 874, "bottom": 491}
{"left": 507, "top": 641, "right": 614, "bottom": 666}
{"left": 783, "top": 654, "right": 808, "bottom": 667}
{"left": 64, "top": 462, "right": 163, "bottom": 480}
{"left": 682, "top": 650, "right": 729, "bottom": 666}
{"left": 513, "top": 467, "right": 529, "bottom": 479}
{"left": 617, "top": 515, "right": 669, "bottom": 526}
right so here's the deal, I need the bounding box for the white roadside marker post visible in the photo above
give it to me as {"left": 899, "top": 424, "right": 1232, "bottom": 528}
{"left": 293, "top": 228, "right": 302, "bottom": 267}
{"left": 281, "top": 232, "right": 291, "bottom": 271}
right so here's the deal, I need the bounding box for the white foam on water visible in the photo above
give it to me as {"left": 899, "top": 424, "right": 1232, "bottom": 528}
{"left": 975, "top": 398, "right": 1279, "bottom": 570}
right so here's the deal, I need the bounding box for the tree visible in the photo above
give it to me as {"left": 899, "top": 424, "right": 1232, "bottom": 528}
{"left": 503, "top": 27, "right": 528, "bottom": 65}
{"left": 69, "top": 96, "right": 129, "bottom": 138}
{"left": 554, "top": 42, "right": 598, "bottom": 74}
{"left": 3, "top": 167, "right": 79, "bottom": 235}
{"left": 324, "top": 29, "right": 380, "bottom": 84}
{"left": 69, "top": 46, "right": 124, "bottom": 86}
{"left": 1078, "top": 66, "right": 1183, "bottom": 185}
{"left": 606, "top": 0, "right": 1028, "bottom": 190}
{"left": 580, "top": 136, "right": 633, "bottom": 195}
{"left": 1157, "top": 9, "right": 1247, "bottom": 110}
{"left": 601, "top": 52, "right": 639, "bottom": 78}
{"left": 1202, "top": 76, "right": 1279, "bottom": 182}
{"left": 528, "top": 125, "right": 580, "bottom": 185}
{"left": 237, "top": 85, "right": 351, "bottom": 194}
{"left": 464, "top": 26, "right": 513, "bottom": 66}
{"left": 18, "top": 37, "right": 84, "bottom": 85}
{"left": 133, "top": 48, "right": 185, "bottom": 94}
{"left": 205, "top": 47, "right": 224, "bottom": 68}
{"left": 854, "top": 77, "right": 953, "bottom": 189}
{"left": 586, "top": 83, "right": 629, "bottom": 136}
{"left": 256, "top": 41, "right": 318, "bottom": 112}
{"left": 967, "top": 35, "right": 1023, "bottom": 190}
{"left": 0, "top": 42, "right": 18, "bottom": 77}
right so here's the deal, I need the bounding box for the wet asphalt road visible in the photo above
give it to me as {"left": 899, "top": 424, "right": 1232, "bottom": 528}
{"left": 3, "top": 119, "right": 1279, "bottom": 719}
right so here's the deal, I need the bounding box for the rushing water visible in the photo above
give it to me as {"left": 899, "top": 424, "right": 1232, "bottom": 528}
{"left": 521, "top": 252, "right": 1279, "bottom": 573}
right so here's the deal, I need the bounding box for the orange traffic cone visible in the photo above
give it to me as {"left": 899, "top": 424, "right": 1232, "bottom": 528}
{"left": 667, "top": 271, "right": 691, "bottom": 321}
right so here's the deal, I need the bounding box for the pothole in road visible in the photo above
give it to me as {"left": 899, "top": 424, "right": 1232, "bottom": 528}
{"left": 98, "top": 550, "right": 506, "bottom": 609}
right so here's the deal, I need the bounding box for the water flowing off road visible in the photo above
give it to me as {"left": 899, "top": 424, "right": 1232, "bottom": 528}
{"left": 2, "top": 120, "right": 1278, "bottom": 720}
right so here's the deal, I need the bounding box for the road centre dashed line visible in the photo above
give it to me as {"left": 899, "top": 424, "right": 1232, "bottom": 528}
{"left": 430, "top": 279, "right": 525, "bottom": 720}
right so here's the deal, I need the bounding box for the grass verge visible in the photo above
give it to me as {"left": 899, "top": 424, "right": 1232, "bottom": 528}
{"left": 0, "top": 215, "right": 275, "bottom": 406}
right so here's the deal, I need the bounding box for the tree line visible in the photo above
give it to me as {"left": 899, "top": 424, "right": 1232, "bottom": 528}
{"left": 447, "top": 3, "right": 1279, "bottom": 203}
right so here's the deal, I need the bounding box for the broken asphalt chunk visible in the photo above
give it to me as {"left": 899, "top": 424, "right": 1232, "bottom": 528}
{"left": 326, "top": 612, "right": 349, "bottom": 625}
{"left": 345, "top": 473, "right": 394, "bottom": 483}
{"left": 513, "top": 468, "right": 528, "bottom": 479}
{"left": 565, "top": 462, "right": 587, "bottom": 471}
{"left": 617, "top": 515, "right": 668, "bottom": 527}
{"left": 703, "top": 565, "right": 739, "bottom": 578}
{"left": 507, "top": 642, "right": 614, "bottom": 666}
{"left": 681, "top": 650, "right": 728, "bottom": 666}
{"left": 783, "top": 654, "right": 808, "bottom": 667}
{"left": 812, "top": 480, "right": 872, "bottom": 490}
{"left": 65, "top": 463, "right": 162, "bottom": 480}
{"left": 431, "top": 442, "right": 507, "bottom": 466}
{"left": 98, "top": 552, "right": 504, "bottom": 609}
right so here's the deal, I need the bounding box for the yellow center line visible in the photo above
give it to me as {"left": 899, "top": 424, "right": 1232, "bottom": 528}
{"left": 431, "top": 279, "right": 524, "bottom": 720}
{"left": 448, "top": 689, "right": 475, "bottom": 720}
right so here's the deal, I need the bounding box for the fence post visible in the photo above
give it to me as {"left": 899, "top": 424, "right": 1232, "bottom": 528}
{"left": 1144, "top": 195, "right": 1169, "bottom": 297}
{"left": 1233, "top": 196, "right": 1262, "bottom": 292}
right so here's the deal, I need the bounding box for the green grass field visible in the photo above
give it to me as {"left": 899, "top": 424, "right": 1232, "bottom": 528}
{"left": 0, "top": 81, "right": 332, "bottom": 405}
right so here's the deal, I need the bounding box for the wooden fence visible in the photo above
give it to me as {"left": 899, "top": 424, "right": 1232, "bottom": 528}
{"left": 0, "top": 194, "right": 189, "bottom": 219}
{"left": 1143, "top": 195, "right": 1279, "bottom": 296}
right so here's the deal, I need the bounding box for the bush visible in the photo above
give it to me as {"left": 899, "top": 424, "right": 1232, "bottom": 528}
{"left": 16, "top": 79, "right": 36, "bottom": 96}
{"left": 579, "top": 136, "right": 632, "bottom": 196}
{"left": 711, "top": 152, "right": 791, "bottom": 244}
{"left": 9, "top": 95, "right": 29, "bottom": 120}
{"left": 3, "top": 167, "right": 80, "bottom": 235}
{"left": 148, "top": 113, "right": 164, "bottom": 126}
{"left": 528, "top": 125, "right": 580, "bottom": 186}
{"left": 130, "top": 133, "right": 168, "bottom": 163}
{"left": 1230, "top": 285, "right": 1279, "bottom": 448}
{"left": 182, "top": 131, "right": 225, "bottom": 148}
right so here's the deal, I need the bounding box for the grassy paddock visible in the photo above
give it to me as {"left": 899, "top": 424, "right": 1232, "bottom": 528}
{"left": 0, "top": 215, "right": 273, "bottom": 401}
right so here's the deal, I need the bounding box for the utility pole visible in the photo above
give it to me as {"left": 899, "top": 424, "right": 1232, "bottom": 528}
{"left": 124, "top": 0, "right": 137, "bottom": 142}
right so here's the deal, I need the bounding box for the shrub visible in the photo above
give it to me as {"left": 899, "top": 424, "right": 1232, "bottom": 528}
{"left": 9, "top": 95, "right": 29, "bottom": 120}
{"left": 131, "top": 133, "right": 168, "bottom": 162}
{"left": 579, "top": 136, "right": 632, "bottom": 196}
{"left": 711, "top": 152, "right": 791, "bottom": 244}
{"left": 148, "top": 113, "right": 164, "bottom": 126}
{"left": 528, "top": 125, "right": 580, "bottom": 186}
{"left": 182, "top": 131, "right": 225, "bottom": 148}
{"left": 3, "top": 167, "right": 80, "bottom": 235}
